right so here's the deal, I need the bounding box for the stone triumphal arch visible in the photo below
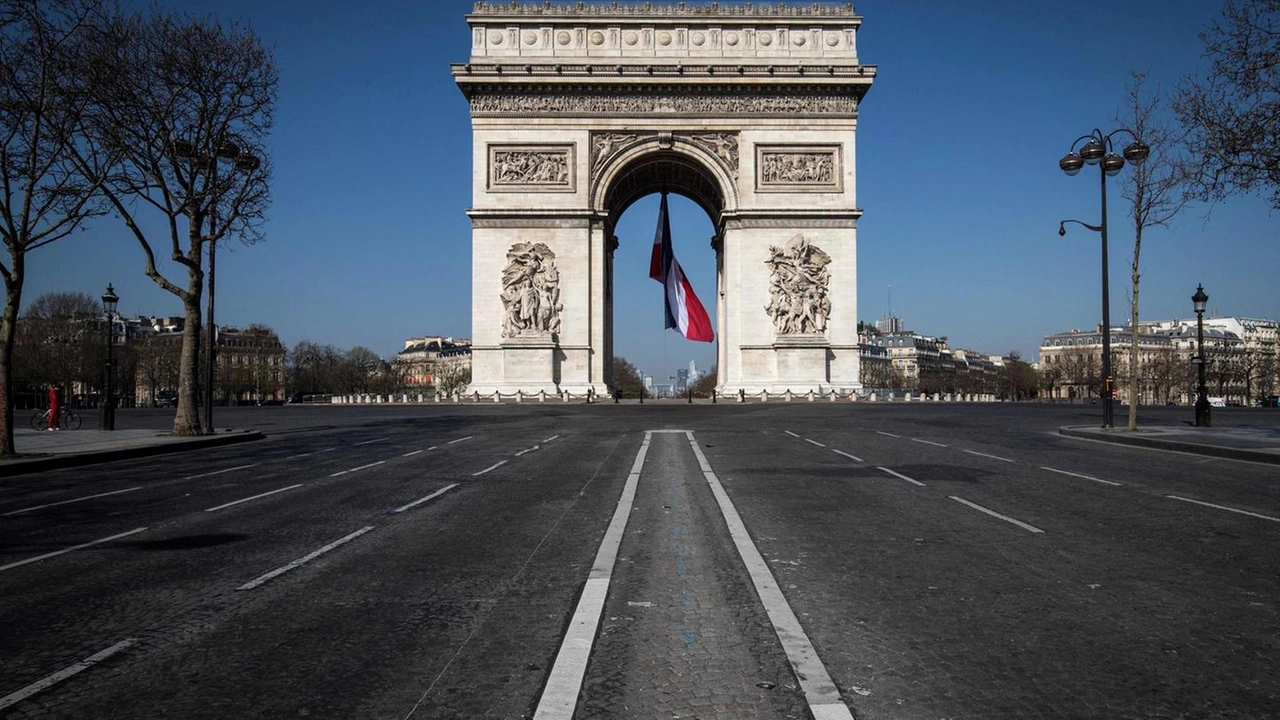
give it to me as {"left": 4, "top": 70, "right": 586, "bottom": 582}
{"left": 453, "top": 1, "right": 875, "bottom": 397}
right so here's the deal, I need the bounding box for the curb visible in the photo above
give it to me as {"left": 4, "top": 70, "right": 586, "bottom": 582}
{"left": 0, "top": 430, "right": 265, "bottom": 478}
{"left": 1058, "top": 426, "right": 1280, "bottom": 466}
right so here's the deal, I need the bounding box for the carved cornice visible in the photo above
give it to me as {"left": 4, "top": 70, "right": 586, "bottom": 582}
{"left": 469, "top": 88, "right": 860, "bottom": 116}
{"left": 471, "top": 2, "right": 860, "bottom": 18}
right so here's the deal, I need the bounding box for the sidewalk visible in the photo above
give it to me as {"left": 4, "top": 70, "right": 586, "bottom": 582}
{"left": 0, "top": 427, "right": 264, "bottom": 478}
{"left": 1060, "top": 424, "right": 1280, "bottom": 465}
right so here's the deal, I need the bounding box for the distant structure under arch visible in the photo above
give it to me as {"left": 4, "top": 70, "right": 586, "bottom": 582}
{"left": 452, "top": 1, "right": 876, "bottom": 397}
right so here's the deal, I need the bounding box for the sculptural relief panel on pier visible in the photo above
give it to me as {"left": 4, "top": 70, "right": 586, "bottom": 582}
{"left": 501, "top": 242, "right": 564, "bottom": 338}
{"left": 488, "top": 145, "right": 576, "bottom": 192}
{"left": 765, "top": 234, "right": 832, "bottom": 336}
{"left": 756, "top": 145, "right": 841, "bottom": 192}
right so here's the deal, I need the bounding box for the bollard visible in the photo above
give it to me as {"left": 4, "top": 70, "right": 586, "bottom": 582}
{"left": 785, "top": 389, "right": 792, "bottom": 402}
{"left": 640, "top": 392, "right": 644, "bottom": 404}
{"left": 540, "top": 389, "right": 546, "bottom": 403}
{"left": 738, "top": 389, "right": 745, "bottom": 403}
{"left": 763, "top": 390, "right": 770, "bottom": 403}
{"left": 687, "top": 388, "right": 692, "bottom": 404}
{"left": 516, "top": 390, "right": 523, "bottom": 403}
{"left": 712, "top": 390, "right": 716, "bottom": 404}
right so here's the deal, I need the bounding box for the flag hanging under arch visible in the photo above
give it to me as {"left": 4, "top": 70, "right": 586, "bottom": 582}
{"left": 649, "top": 192, "right": 714, "bottom": 343}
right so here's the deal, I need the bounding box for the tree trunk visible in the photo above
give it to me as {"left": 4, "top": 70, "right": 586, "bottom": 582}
{"left": 0, "top": 255, "right": 24, "bottom": 456}
{"left": 1128, "top": 229, "right": 1142, "bottom": 431}
{"left": 172, "top": 290, "right": 203, "bottom": 436}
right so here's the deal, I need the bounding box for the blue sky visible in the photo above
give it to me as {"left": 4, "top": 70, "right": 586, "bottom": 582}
{"left": 23, "top": 0, "right": 1275, "bottom": 382}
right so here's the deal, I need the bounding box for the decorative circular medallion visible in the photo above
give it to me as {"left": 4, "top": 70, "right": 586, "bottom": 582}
{"left": 624, "top": 31, "right": 638, "bottom": 46}
{"left": 657, "top": 31, "right": 672, "bottom": 46}
{"left": 692, "top": 32, "right": 705, "bottom": 46}
{"left": 725, "top": 32, "right": 739, "bottom": 46}
{"left": 489, "top": 31, "right": 503, "bottom": 45}
{"left": 590, "top": 31, "right": 605, "bottom": 46}
{"left": 523, "top": 31, "right": 536, "bottom": 46}
{"left": 759, "top": 32, "right": 773, "bottom": 46}
{"left": 557, "top": 31, "right": 571, "bottom": 45}
{"left": 793, "top": 35, "right": 806, "bottom": 46}
{"left": 826, "top": 34, "right": 840, "bottom": 47}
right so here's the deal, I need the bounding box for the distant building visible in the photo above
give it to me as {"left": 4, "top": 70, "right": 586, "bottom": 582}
{"left": 393, "top": 336, "right": 472, "bottom": 391}
{"left": 876, "top": 315, "right": 903, "bottom": 335}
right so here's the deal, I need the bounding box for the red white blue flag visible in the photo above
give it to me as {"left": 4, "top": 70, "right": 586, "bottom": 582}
{"left": 649, "top": 192, "right": 714, "bottom": 343}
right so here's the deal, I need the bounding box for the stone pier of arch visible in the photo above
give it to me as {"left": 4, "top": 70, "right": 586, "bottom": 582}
{"left": 452, "top": 2, "right": 876, "bottom": 398}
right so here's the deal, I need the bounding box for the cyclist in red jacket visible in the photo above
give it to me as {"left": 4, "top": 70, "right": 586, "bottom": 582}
{"left": 47, "top": 385, "right": 61, "bottom": 430}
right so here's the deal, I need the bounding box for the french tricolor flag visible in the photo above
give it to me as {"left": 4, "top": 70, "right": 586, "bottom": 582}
{"left": 649, "top": 192, "right": 714, "bottom": 343}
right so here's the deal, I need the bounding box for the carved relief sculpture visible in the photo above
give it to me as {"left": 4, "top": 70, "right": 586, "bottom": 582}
{"left": 760, "top": 151, "right": 835, "bottom": 184}
{"left": 501, "top": 242, "right": 564, "bottom": 338}
{"left": 687, "top": 132, "right": 739, "bottom": 176}
{"left": 591, "top": 131, "right": 640, "bottom": 174}
{"left": 489, "top": 145, "right": 574, "bottom": 191}
{"left": 765, "top": 234, "right": 832, "bottom": 335}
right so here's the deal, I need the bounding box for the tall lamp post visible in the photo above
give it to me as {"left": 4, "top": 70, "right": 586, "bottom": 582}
{"left": 1058, "top": 127, "right": 1149, "bottom": 429}
{"left": 170, "top": 137, "right": 260, "bottom": 433}
{"left": 99, "top": 284, "right": 119, "bottom": 431}
{"left": 1193, "top": 284, "right": 1211, "bottom": 427}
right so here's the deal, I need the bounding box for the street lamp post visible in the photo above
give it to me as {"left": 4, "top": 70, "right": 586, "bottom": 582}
{"left": 99, "top": 284, "right": 119, "bottom": 431}
{"left": 1193, "top": 284, "right": 1211, "bottom": 427}
{"left": 1058, "top": 128, "right": 1149, "bottom": 429}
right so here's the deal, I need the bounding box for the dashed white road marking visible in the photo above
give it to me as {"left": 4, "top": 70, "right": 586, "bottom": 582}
{"left": 355, "top": 437, "right": 389, "bottom": 446}
{"left": 876, "top": 431, "right": 901, "bottom": 438}
{"left": 4, "top": 486, "right": 142, "bottom": 516}
{"left": 330, "top": 460, "right": 386, "bottom": 477}
{"left": 911, "top": 438, "right": 948, "bottom": 448}
{"left": 286, "top": 447, "right": 336, "bottom": 460}
{"left": 448, "top": 436, "right": 474, "bottom": 445}
{"left": 1167, "top": 495, "right": 1280, "bottom": 523}
{"left": 0, "top": 527, "right": 148, "bottom": 573}
{"left": 184, "top": 463, "right": 259, "bottom": 480}
{"left": 962, "top": 449, "right": 1016, "bottom": 463}
{"left": 0, "top": 638, "right": 137, "bottom": 710}
{"left": 687, "top": 433, "right": 854, "bottom": 720}
{"left": 785, "top": 431, "right": 801, "bottom": 438}
{"left": 543, "top": 434, "right": 560, "bottom": 443}
{"left": 832, "top": 449, "right": 864, "bottom": 463}
{"left": 876, "top": 466, "right": 926, "bottom": 487}
{"left": 805, "top": 438, "right": 826, "bottom": 448}
{"left": 1040, "top": 466, "right": 1123, "bottom": 486}
{"left": 204, "top": 484, "right": 303, "bottom": 512}
{"left": 950, "top": 496, "right": 1045, "bottom": 533}
{"left": 515, "top": 445, "right": 540, "bottom": 456}
{"left": 403, "top": 450, "right": 424, "bottom": 457}
{"left": 392, "top": 484, "right": 460, "bottom": 514}
{"left": 237, "top": 526, "right": 375, "bottom": 591}
{"left": 473, "top": 460, "right": 507, "bottom": 477}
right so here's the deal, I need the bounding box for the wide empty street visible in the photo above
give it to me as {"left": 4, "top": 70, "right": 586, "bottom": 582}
{"left": 1, "top": 403, "right": 1276, "bottom": 719}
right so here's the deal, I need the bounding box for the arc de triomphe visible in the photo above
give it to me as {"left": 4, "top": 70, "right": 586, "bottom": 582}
{"left": 453, "top": 2, "right": 875, "bottom": 397}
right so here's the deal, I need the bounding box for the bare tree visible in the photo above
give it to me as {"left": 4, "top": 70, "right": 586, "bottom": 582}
{"left": 0, "top": 0, "right": 112, "bottom": 454}
{"left": 13, "top": 290, "right": 100, "bottom": 401}
{"left": 1174, "top": 0, "right": 1280, "bottom": 209}
{"left": 78, "top": 7, "right": 276, "bottom": 435}
{"left": 1117, "top": 71, "right": 1188, "bottom": 429}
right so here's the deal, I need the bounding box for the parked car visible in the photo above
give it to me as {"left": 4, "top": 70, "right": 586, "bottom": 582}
{"left": 154, "top": 389, "right": 178, "bottom": 407}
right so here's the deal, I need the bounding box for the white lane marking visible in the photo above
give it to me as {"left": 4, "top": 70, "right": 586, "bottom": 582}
{"left": 950, "top": 496, "right": 1045, "bottom": 534}
{"left": 1167, "top": 495, "right": 1280, "bottom": 523}
{"left": 473, "top": 460, "right": 507, "bottom": 477}
{"left": 687, "top": 433, "right": 853, "bottom": 720}
{"left": 805, "top": 438, "right": 826, "bottom": 448}
{"left": 427, "top": 446, "right": 438, "bottom": 451}
{"left": 911, "top": 438, "right": 948, "bottom": 448}
{"left": 0, "top": 527, "right": 148, "bottom": 573}
{"left": 832, "top": 449, "right": 864, "bottom": 463}
{"left": 515, "top": 445, "right": 540, "bottom": 457}
{"left": 204, "top": 484, "right": 303, "bottom": 512}
{"left": 963, "top": 449, "right": 1016, "bottom": 463}
{"left": 237, "top": 526, "right": 375, "bottom": 591}
{"left": 4, "top": 487, "right": 142, "bottom": 516}
{"left": 543, "top": 434, "right": 560, "bottom": 443}
{"left": 184, "top": 464, "right": 259, "bottom": 480}
{"left": 535, "top": 432, "right": 650, "bottom": 719}
{"left": 876, "top": 467, "right": 926, "bottom": 487}
{"left": 402, "top": 450, "right": 424, "bottom": 457}
{"left": 0, "top": 638, "right": 137, "bottom": 710}
{"left": 1040, "top": 466, "right": 1123, "bottom": 486}
{"left": 289, "top": 447, "right": 338, "bottom": 459}
{"left": 355, "top": 437, "right": 389, "bottom": 446}
{"left": 876, "top": 431, "right": 901, "bottom": 438}
{"left": 785, "top": 431, "right": 801, "bottom": 438}
{"left": 392, "top": 484, "right": 460, "bottom": 514}
{"left": 332, "top": 460, "right": 385, "bottom": 477}
{"left": 448, "top": 436, "right": 474, "bottom": 445}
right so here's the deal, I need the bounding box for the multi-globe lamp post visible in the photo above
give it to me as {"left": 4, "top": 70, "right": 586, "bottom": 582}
{"left": 1058, "top": 128, "right": 1149, "bottom": 429}
{"left": 99, "top": 284, "right": 119, "bottom": 431}
{"left": 1193, "top": 283, "right": 1211, "bottom": 427}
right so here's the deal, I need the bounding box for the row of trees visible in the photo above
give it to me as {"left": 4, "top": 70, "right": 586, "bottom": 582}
{"left": 2, "top": 0, "right": 277, "bottom": 453}
{"left": 1043, "top": 347, "right": 1278, "bottom": 406}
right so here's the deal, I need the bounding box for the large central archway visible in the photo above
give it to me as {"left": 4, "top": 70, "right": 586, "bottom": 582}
{"left": 453, "top": 1, "right": 875, "bottom": 397}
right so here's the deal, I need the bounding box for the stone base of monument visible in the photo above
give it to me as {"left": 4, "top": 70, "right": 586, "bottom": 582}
{"left": 467, "top": 334, "right": 562, "bottom": 396}
{"left": 771, "top": 333, "right": 832, "bottom": 393}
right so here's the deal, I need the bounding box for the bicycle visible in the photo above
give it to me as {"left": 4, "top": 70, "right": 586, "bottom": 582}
{"left": 29, "top": 407, "right": 82, "bottom": 431}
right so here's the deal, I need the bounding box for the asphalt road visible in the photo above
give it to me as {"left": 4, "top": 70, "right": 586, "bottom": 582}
{"left": 1, "top": 403, "right": 1277, "bottom": 719}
